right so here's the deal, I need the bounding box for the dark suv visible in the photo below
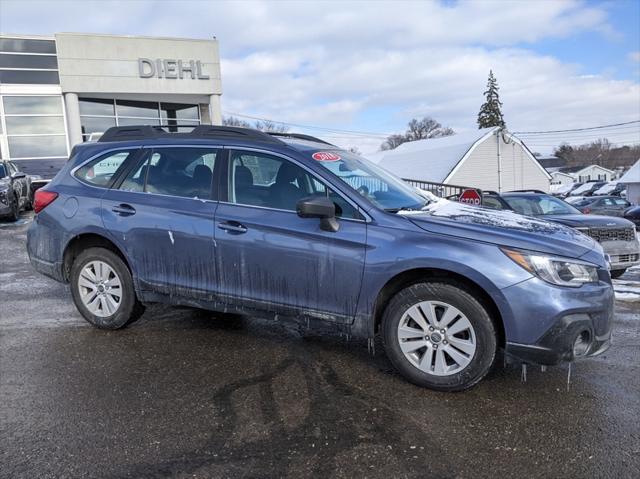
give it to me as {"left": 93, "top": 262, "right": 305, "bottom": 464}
{"left": 27, "top": 126, "right": 613, "bottom": 391}
{"left": 0, "top": 160, "right": 32, "bottom": 221}
{"left": 483, "top": 191, "right": 639, "bottom": 278}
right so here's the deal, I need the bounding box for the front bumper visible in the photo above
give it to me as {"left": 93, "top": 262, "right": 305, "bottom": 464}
{"left": 602, "top": 239, "right": 640, "bottom": 271}
{"left": 500, "top": 271, "right": 614, "bottom": 365}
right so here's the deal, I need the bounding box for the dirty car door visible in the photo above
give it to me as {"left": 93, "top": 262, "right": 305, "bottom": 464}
{"left": 214, "top": 149, "right": 367, "bottom": 322}
{"left": 102, "top": 146, "right": 219, "bottom": 296}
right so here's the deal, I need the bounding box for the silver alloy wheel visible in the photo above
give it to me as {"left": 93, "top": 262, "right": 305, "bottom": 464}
{"left": 397, "top": 300, "right": 477, "bottom": 376}
{"left": 77, "top": 260, "right": 123, "bottom": 318}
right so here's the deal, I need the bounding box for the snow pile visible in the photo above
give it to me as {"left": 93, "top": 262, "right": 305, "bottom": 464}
{"left": 593, "top": 182, "right": 618, "bottom": 195}
{"left": 570, "top": 182, "right": 596, "bottom": 195}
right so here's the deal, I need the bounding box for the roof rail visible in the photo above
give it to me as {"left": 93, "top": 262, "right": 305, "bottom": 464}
{"left": 267, "top": 132, "right": 335, "bottom": 146}
{"left": 98, "top": 125, "right": 285, "bottom": 144}
{"left": 506, "top": 189, "right": 547, "bottom": 194}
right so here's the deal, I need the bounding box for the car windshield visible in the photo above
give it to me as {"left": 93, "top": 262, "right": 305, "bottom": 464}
{"left": 311, "top": 150, "right": 427, "bottom": 211}
{"left": 570, "top": 198, "right": 596, "bottom": 207}
{"left": 0, "top": 164, "right": 6, "bottom": 179}
{"left": 502, "top": 195, "right": 581, "bottom": 216}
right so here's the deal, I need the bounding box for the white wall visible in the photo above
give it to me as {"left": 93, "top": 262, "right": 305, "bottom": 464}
{"left": 447, "top": 133, "right": 550, "bottom": 192}
{"left": 551, "top": 172, "right": 574, "bottom": 186}
{"left": 627, "top": 183, "right": 640, "bottom": 205}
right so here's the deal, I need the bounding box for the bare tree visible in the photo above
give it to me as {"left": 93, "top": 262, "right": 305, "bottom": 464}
{"left": 254, "top": 119, "right": 289, "bottom": 133}
{"left": 381, "top": 117, "right": 454, "bottom": 150}
{"left": 222, "top": 116, "right": 251, "bottom": 128}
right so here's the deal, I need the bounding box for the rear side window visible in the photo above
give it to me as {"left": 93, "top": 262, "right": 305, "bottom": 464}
{"left": 118, "top": 147, "right": 218, "bottom": 199}
{"left": 74, "top": 150, "right": 135, "bottom": 187}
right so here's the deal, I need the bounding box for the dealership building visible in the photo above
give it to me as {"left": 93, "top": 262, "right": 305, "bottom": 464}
{"left": 0, "top": 33, "right": 222, "bottom": 177}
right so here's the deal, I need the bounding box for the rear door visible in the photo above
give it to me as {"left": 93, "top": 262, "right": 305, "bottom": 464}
{"left": 101, "top": 146, "right": 220, "bottom": 296}
{"left": 214, "top": 148, "right": 367, "bottom": 321}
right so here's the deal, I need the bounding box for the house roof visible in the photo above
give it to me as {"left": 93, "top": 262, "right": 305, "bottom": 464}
{"left": 558, "top": 164, "right": 614, "bottom": 175}
{"left": 368, "top": 127, "right": 550, "bottom": 183}
{"left": 369, "top": 127, "right": 499, "bottom": 182}
{"left": 619, "top": 159, "right": 640, "bottom": 184}
{"left": 537, "top": 156, "right": 566, "bottom": 168}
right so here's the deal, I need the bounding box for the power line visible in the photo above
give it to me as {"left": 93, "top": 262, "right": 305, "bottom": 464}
{"left": 513, "top": 120, "right": 640, "bottom": 135}
{"left": 223, "top": 111, "right": 392, "bottom": 138}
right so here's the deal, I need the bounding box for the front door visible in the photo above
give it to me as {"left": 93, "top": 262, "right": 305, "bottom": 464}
{"left": 101, "top": 146, "right": 220, "bottom": 296}
{"left": 214, "top": 149, "right": 367, "bottom": 321}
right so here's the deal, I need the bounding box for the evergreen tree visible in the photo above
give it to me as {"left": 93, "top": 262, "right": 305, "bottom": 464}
{"left": 477, "top": 70, "right": 506, "bottom": 129}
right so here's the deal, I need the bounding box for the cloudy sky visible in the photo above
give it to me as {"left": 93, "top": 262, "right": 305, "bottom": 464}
{"left": 1, "top": 0, "right": 639, "bottom": 154}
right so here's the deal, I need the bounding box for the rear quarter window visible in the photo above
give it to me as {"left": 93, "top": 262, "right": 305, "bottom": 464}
{"left": 74, "top": 150, "right": 135, "bottom": 187}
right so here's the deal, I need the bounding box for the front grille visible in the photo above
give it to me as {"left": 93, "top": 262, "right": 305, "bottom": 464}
{"left": 586, "top": 227, "right": 636, "bottom": 243}
{"left": 612, "top": 254, "right": 639, "bottom": 264}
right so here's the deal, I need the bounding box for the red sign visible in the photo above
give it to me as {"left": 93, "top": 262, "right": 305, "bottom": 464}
{"left": 312, "top": 152, "right": 341, "bottom": 162}
{"left": 459, "top": 189, "right": 482, "bottom": 205}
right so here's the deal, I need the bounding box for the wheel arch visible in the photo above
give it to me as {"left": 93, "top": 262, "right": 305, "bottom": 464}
{"left": 62, "top": 233, "right": 132, "bottom": 282}
{"left": 372, "top": 268, "right": 506, "bottom": 348}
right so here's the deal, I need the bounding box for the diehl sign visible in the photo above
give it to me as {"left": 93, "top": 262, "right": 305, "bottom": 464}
{"left": 138, "top": 58, "right": 210, "bottom": 80}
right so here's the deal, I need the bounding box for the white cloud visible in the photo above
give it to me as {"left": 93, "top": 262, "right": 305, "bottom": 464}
{"left": 0, "top": 0, "right": 638, "bottom": 154}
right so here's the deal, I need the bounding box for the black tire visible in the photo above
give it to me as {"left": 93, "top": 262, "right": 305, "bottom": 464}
{"left": 70, "top": 247, "right": 145, "bottom": 329}
{"left": 610, "top": 269, "right": 626, "bottom": 279}
{"left": 382, "top": 282, "right": 497, "bottom": 392}
{"left": 7, "top": 193, "right": 19, "bottom": 222}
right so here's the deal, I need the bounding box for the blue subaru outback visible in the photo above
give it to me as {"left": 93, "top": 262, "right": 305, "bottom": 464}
{"left": 27, "top": 126, "right": 614, "bottom": 391}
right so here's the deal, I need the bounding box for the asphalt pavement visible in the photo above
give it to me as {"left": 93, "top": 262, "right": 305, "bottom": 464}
{"left": 1, "top": 214, "right": 639, "bottom": 478}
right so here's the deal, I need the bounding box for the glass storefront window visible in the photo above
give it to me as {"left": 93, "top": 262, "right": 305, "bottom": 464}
{"left": 8, "top": 135, "right": 68, "bottom": 158}
{"left": 116, "top": 100, "right": 159, "bottom": 118}
{"left": 0, "top": 54, "right": 58, "bottom": 69}
{"left": 161, "top": 103, "right": 200, "bottom": 121}
{"left": 116, "top": 117, "right": 161, "bottom": 126}
{"left": 79, "top": 98, "right": 115, "bottom": 116}
{"left": 80, "top": 116, "right": 117, "bottom": 137}
{"left": 3, "top": 96, "right": 63, "bottom": 115}
{"left": 0, "top": 38, "right": 56, "bottom": 54}
{"left": 0, "top": 70, "right": 60, "bottom": 85}
{"left": 5, "top": 116, "right": 66, "bottom": 135}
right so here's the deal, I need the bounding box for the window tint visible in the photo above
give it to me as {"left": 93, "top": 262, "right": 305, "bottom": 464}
{"left": 75, "top": 150, "right": 135, "bottom": 187}
{"left": 482, "top": 196, "right": 505, "bottom": 210}
{"left": 228, "top": 150, "right": 361, "bottom": 219}
{"left": 119, "top": 148, "right": 217, "bottom": 199}
{"left": 0, "top": 164, "right": 6, "bottom": 178}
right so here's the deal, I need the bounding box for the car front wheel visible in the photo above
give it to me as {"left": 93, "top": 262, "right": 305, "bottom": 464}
{"left": 70, "top": 247, "right": 145, "bottom": 329}
{"left": 382, "top": 281, "right": 497, "bottom": 392}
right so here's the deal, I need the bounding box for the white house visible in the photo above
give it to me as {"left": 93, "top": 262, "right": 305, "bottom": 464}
{"left": 368, "top": 127, "right": 551, "bottom": 192}
{"left": 618, "top": 160, "right": 640, "bottom": 205}
{"left": 557, "top": 164, "right": 615, "bottom": 183}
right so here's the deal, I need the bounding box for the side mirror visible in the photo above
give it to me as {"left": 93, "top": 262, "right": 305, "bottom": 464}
{"left": 296, "top": 196, "right": 339, "bottom": 232}
{"left": 11, "top": 171, "right": 26, "bottom": 179}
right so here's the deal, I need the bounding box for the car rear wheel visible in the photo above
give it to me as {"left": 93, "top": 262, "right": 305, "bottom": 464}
{"left": 70, "top": 247, "right": 145, "bottom": 329}
{"left": 382, "top": 282, "right": 497, "bottom": 392}
{"left": 610, "top": 269, "right": 626, "bottom": 279}
{"left": 7, "top": 193, "right": 19, "bottom": 221}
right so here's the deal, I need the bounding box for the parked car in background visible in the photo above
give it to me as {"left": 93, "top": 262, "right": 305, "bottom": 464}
{"left": 569, "top": 181, "right": 607, "bottom": 197}
{"left": 483, "top": 191, "right": 639, "bottom": 278}
{"left": 593, "top": 182, "right": 625, "bottom": 197}
{"left": 624, "top": 205, "right": 640, "bottom": 228}
{"left": 0, "top": 160, "right": 32, "bottom": 221}
{"left": 27, "top": 125, "right": 614, "bottom": 391}
{"left": 568, "top": 196, "right": 630, "bottom": 216}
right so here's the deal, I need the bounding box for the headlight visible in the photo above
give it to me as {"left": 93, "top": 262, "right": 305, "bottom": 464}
{"left": 502, "top": 248, "right": 598, "bottom": 287}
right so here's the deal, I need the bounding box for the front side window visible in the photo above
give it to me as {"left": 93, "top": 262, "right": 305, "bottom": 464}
{"left": 309, "top": 150, "right": 425, "bottom": 211}
{"left": 0, "top": 164, "right": 7, "bottom": 179}
{"left": 119, "top": 147, "right": 217, "bottom": 199}
{"left": 74, "top": 150, "right": 135, "bottom": 187}
{"left": 228, "top": 150, "right": 361, "bottom": 218}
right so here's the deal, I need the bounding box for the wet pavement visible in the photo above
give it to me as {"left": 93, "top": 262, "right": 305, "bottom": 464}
{"left": 1, "top": 214, "right": 639, "bottom": 478}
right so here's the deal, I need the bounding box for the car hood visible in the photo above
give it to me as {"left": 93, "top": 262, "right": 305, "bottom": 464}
{"left": 402, "top": 199, "right": 597, "bottom": 259}
{"left": 543, "top": 214, "right": 634, "bottom": 228}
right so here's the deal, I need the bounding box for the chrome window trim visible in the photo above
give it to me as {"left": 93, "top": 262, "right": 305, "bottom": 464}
{"left": 223, "top": 145, "right": 371, "bottom": 223}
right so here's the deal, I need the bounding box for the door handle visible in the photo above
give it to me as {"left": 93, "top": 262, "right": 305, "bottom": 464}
{"left": 217, "top": 221, "right": 247, "bottom": 234}
{"left": 112, "top": 203, "right": 136, "bottom": 216}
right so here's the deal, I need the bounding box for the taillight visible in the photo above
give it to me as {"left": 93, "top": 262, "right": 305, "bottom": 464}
{"left": 33, "top": 190, "right": 58, "bottom": 214}
{"left": 582, "top": 207, "right": 591, "bottom": 214}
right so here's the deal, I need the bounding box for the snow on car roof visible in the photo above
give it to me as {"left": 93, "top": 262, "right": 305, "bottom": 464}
{"left": 594, "top": 182, "right": 618, "bottom": 195}
{"left": 367, "top": 127, "right": 499, "bottom": 182}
